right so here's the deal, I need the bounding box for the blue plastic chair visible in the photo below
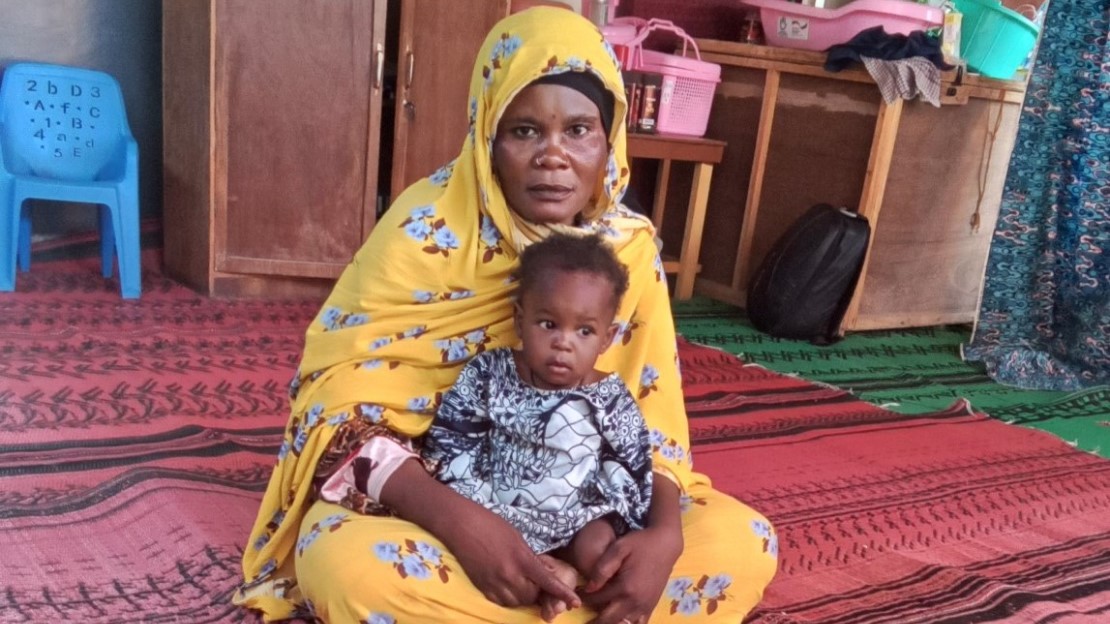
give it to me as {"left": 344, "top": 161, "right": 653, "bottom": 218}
{"left": 0, "top": 62, "right": 140, "bottom": 298}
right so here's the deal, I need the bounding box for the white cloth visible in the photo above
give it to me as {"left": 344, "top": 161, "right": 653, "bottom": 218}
{"left": 862, "top": 56, "right": 943, "bottom": 107}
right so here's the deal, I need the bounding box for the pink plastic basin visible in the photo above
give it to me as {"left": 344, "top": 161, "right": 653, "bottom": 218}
{"left": 743, "top": 0, "right": 944, "bottom": 52}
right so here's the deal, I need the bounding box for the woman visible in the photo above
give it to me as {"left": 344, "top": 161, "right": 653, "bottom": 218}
{"left": 236, "top": 8, "right": 777, "bottom": 623}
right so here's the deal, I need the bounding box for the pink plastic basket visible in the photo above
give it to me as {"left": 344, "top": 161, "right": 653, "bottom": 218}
{"left": 622, "top": 19, "right": 722, "bottom": 137}
{"left": 742, "top": 0, "right": 944, "bottom": 52}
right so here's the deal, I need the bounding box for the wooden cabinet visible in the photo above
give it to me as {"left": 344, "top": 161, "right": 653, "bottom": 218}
{"left": 686, "top": 41, "right": 1026, "bottom": 331}
{"left": 391, "top": 0, "right": 511, "bottom": 198}
{"left": 163, "top": 0, "right": 510, "bottom": 297}
{"left": 163, "top": 0, "right": 387, "bottom": 297}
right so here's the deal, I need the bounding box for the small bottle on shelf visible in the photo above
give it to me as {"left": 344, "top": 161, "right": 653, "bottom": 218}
{"left": 590, "top": 0, "right": 609, "bottom": 28}
{"left": 739, "top": 11, "right": 765, "bottom": 45}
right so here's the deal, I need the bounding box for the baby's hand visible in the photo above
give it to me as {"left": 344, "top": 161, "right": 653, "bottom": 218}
{"left": 568, "top": 517, "right": 617, "bottom": 576}
{"left": 537, "top": 554, "right": 579, "bottom": 622}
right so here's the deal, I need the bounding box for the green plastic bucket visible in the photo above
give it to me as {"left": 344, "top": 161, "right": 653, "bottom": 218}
{"left": 954, "top": 0, "right": 1039, "bottom": 79}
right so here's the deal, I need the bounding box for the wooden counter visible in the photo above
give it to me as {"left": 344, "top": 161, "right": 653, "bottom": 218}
{"left": 687, "top": 39, "right": 1028, "bottom": 331}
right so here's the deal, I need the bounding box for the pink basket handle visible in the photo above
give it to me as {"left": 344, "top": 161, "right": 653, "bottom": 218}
{"left": 624, "top": 18, "right": 703, "bottom": 62}
{"left": 607, "top": 15, "right": 648, "bottom": 30}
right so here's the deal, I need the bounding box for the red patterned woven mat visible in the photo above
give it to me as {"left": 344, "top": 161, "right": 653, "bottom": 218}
{"left": 680, "top": 345, "right": 1110, "bottom": 623}
{"left": 2, "top": 255, "right": 1109, "bottom": 623}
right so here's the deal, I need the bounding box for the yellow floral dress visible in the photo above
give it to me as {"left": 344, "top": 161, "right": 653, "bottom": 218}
{"left": 235, "top": 7, "right": 777, "bottom": 623}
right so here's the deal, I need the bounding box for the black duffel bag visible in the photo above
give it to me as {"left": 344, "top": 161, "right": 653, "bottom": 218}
{"left": 746, "top": 203, "right": 871, "bottom": 345}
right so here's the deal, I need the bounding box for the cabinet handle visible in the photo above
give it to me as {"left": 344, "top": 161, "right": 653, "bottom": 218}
{"left": 374, "top": 43, "right": 384, "bottom": 90}
{"left": 405, "top": 50, "right": 415, "bottom": 88}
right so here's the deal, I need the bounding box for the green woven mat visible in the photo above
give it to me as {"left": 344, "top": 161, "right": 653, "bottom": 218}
{"left": 673, "top": 297, "right": 1110, "bottom": 457}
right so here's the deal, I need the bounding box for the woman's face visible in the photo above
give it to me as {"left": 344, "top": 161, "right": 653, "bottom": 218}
{"left": 493, "top": 83, "right": 609, "bottom": 225}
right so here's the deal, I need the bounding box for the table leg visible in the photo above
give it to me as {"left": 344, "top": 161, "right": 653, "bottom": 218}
{"left": 840, "top": 97, "right": 903, "bottom": 332}
{"left": 733, "top": 69, "right": 779, "bottom": 296}
{"left": 675, "top": 162, "right": 713, "bottom": 300}
{"left": 651, "top": 158, "right": 671, "bottom": 230}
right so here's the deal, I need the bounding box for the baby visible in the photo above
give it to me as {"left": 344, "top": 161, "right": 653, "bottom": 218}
{"left": 423, "top": 232, "right": 653, "bottom": 620}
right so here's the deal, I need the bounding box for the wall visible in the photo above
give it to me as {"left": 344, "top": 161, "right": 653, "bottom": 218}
{"left": 623, "top": 0, "right": 745, "bottom": 40}
{"left": 0, "top": 0, "right": 162, "bottom": 238}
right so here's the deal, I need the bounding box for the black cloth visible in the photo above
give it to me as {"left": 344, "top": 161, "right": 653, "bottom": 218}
{"left": 532, "top": 71, "right": 615, "bottom": 137}
{"left": 824, "top": 26, "right": 952, "bottom": 73}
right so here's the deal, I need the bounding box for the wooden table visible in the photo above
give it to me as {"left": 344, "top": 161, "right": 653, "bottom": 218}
{"left": 626, "top": 133, "right": 726, "bottom": 299}
{"left": 688, "top": 39, "right": 1027, "bottom": 331}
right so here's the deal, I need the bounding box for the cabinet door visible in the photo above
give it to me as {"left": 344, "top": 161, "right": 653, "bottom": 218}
{"left": 390, "top": 0, "right": 510, "bottom": 200}
{"left": 214, "top": 0, "right": 386, "bottom": 278}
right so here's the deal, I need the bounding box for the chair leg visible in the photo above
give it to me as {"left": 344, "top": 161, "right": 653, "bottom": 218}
{"left": 113, "top": 183, "right": 141, "bottom": 299}
{"left": 0, "top": 192, "right": 16, "bottom": 292}
{"left": 18, "top": 206, "right": 31, "bottom": 272}
{"left": 99, "top": 204, "right": 115, "bottom": 278}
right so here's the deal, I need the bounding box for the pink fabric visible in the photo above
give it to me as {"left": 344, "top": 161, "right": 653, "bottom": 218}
{"left": 318, "top": 436, "right": 418, "bottom": 503}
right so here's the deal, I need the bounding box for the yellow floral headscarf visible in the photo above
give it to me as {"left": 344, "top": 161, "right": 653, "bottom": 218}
{"left": 239, "top": 7, "right": 703, "bottom": 618}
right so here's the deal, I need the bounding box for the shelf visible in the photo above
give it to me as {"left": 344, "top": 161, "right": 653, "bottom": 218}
{"left": 693, "top": 39, "right": 1028, "bottom": 104}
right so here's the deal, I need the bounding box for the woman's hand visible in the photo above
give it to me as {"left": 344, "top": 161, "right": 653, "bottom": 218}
{"left": 379, "top": 460, "right": 581, "bottom": 609}
{"left": 580, "top": 524, "right": 682, "bottom": 624}
{"left": 580, "top": 475, "right": 684, "bottom": 624}
{"left": 445, "top": 503, "right": 581, "bottom": 607}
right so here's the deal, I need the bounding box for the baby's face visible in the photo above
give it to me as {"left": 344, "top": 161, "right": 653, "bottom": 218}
{"left": 515, "top": 270, "right": 618, "bottom": 390}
